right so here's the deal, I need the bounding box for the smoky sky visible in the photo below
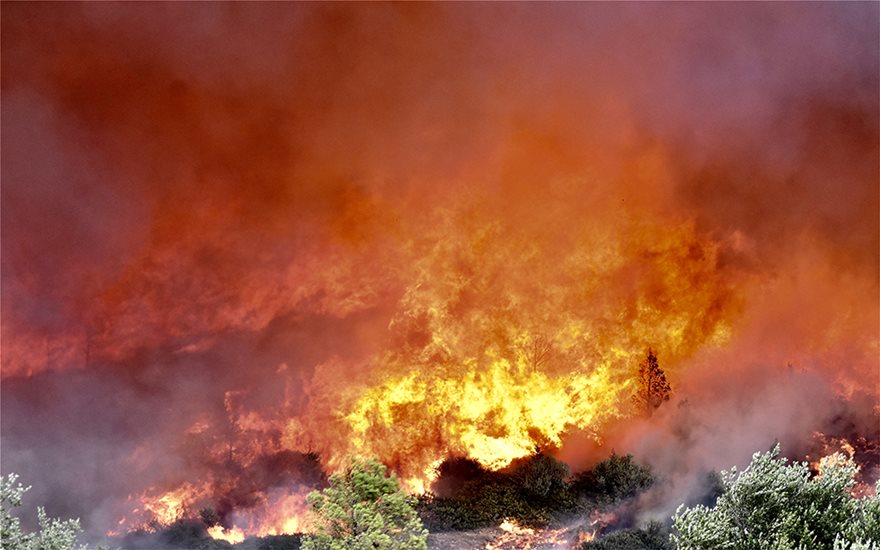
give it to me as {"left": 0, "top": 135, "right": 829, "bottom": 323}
{"left": 2, "top": 2, "right": 878, "bottom": 537}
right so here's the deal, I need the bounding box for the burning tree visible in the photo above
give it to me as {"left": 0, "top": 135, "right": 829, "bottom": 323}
{"left": 631, "top": 349, "right": 671, "bottom": 417}
{"left": 302, "top": 458, "right": 428, "bottom": 550}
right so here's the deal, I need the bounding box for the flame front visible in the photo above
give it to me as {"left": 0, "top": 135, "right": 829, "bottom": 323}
{"left": 294, "top": 215, "right": 739, "bottom": 480}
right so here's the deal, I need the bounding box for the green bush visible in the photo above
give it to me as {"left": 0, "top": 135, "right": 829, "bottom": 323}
{"left": 418, "top": 475, "right": 539, "bottom": 531}
{"left": 1, "top": 473, "right": 92, "bottom": 550}
{"left": 302, "top": 458, "right": 427, "bottom": 550}
{"left": 418, "top": 453, "right": 576, "bottom": 530}
{"left": 249, "top": 534, "right": 303, "bottom": 549}
{"left": 509, "top": 453, "right": 570, "bottom": 501}
{"left": 672, "top": 444, "right": 880, "bottom": 550}
{"left": 570, "top": 453, "right": 653, "bottom": 509}
{"left": 581, "top": 522, "right": 672, "bottom": 550}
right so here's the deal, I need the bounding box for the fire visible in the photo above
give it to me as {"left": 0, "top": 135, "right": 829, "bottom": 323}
{"left": 808, "top": 432, "right": 858, "bottom": 474}
{"left": 207, "top": 526, "right": 245, "bottom": 544}
{"left": 344, "top": 356, "right": 630, "bottom": 472}
{"left": 247, "top": 489, "right": 312, "bottom": 536}
{"left": 817, "top": 451, "right": 854, "bottom": 476}
{"left": 811, "top": 435, "right": 856, "bottom": 475}
{"left": 486, "top": 519, "right": 571, "bottom": 549}
{"left": 138, "top": 483, "right": 208, "bottom": 527}
{"left": 294, "top": 217, "right": 740, "bottom": 481}
{"left": 143, "top": 493, "right": 186, "bottom": 526}
{"left": 499, "top": 519, "right": 535, "bottom": 536}
{"left": 577, "top": 530, "right": 596, "bottom": 544}
{"left": 127, "top": 484, "right": 313, "bottom": 538}
{"left": 583, "top": 510, "right": 617, "bottom": 542}
{"left": 806, "top": 432, "right": 879, "bottom": 497}
{"left": 108, "top": 215, "right": 743, "bottom": 533}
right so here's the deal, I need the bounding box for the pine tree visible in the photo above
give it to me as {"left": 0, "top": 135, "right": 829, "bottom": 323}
{"left": 631, "top": 349, "right": 671, "bottom": 417}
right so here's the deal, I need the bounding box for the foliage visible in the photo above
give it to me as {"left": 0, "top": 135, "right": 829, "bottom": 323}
{"left": 120, "top": 519, "right": 232, "bottom": 549}
{"left": 419, "top": 452, "right": 653, "bottom": 531}
{"left": 301, "top": 458, "right": 428, "bottom": 550}
{"left": 1, "top": 473, "right": 90, "bottom": 550}
{"left": 418, "top": 478, "right": 554, "bottom": 531}
{"left": 570, "top": 453, "right": 653, "bottom": 509}
{"left": 418, "top": 453, "right": 578, "bottom": 531}
{"left": 581, "top": 521, "right": 673, "bottom": 550}
{"left": 672, "top": 444, "right": 880, "bottom": 550}
{"left": 631, "top": 349, "right": 671, "bottom": 417}
{"left": 200, "top": 507, "right": 222, "bottom": 528}
{"left": 246, "top": 534, "right": 303, "bottom": 549}
{"left": 510, "top": 452, "right": 570, "bottom": 501}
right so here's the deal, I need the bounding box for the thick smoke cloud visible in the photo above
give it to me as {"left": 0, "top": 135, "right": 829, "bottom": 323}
{"left": 2, "top": 2, "right": 877, "bottom": 537}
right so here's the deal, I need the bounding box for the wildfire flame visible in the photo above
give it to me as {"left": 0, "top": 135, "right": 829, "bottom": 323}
{"left": 486, "top": 519, "right": 571, "bottom": 549}
{"left": 296, "top": 218, "right": 739, "bottom": 482}
{"left": 207, "top": 526, "right": 245, "bottom": 544}
{"left": 577, "top": 530, "right": 596, "bottom": 544}
{"left": 113, "top": 217, "right": 748, "bottom": 533}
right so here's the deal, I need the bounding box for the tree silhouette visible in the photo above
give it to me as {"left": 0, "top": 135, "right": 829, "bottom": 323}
{"left": 631, "top": 349, "right": 671, "bottom": 417}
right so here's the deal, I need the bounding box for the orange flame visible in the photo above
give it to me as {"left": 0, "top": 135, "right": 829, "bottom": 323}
{"left": 292, "top": 218, "right": 739, "bottom": 482}
{"left": 207, "top": 526, "right": 246, "bottom": 544}
{"left": 486, "top": 519, "right": 571, "bottom": 549}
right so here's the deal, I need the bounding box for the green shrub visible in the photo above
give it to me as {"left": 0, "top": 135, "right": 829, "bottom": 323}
{"left": 418, "top": 476, "right": 534, "bottom": 531}
{"left": 581, "top": 521, "right": 672, "bottom": 550}
{"left": 509, "top": 453, "right": 570, "bottom": 501}
{"left": 302, "top": 458, "right": 427, "bottom": 550}
{"left": 570, "top": 453, "right": 653, "bottom": 509}
{"left": 250, "top": 534, "right": 303, "bottom": 549}
{"left": 419, "top": 452, "right": 617, "bottom": 531}
{"left": 1, "top": 473, "right": 92, "bottom": 550}
{"left": 672, "top": 444, "right": 880, "bottom": 550}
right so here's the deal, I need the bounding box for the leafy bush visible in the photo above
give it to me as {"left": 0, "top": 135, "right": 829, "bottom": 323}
{"left": 419, "top": 452, "right": 650, "bottom": 531}
{"left": 1, "top": 473, "right": 91, "bottom": 550}
{"left": 243, "top": 534, "right": 303, "bottom": 550}
{"left": 418, "top": 466, "right": 525, "bottom": 531}
{"left": 302, "top": 458, "right": 427, "bottom": 549}
{"left": 121, "top": 519, "right": 232, "bottom": 549}
{"left": 570, "top": 453, "right": 653, "bottom": 509}
{"left": 430, "top": 458, "right": 489, "bottom": 499}
{"left": 672, "top": 444, "right": 880, "bottom": 549}
{"left": 509, "top": 453, "right": 569, "bottom": 501}
{"left": 419, "top": 453, "right": 575, "bottom": 530}
{"left": 581, "top": 522, "right": 672, "bottom": 550}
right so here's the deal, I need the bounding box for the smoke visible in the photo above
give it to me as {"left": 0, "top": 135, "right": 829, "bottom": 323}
{"left": 2, "top": 2, "right": 877, "bottom": 538}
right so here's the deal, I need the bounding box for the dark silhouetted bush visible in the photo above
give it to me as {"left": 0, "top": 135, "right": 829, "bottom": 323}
{"left": 582, "top": 522, "right": 672, "bottom": 550}
{"left": 570, "top": 453, "right": 653, "bottom": 508}
{"left": 419, "top": 452, "right": 598, "bottom": 531}
{"left": 121, "top": 520, "right": 231, "bottom": 549}
{"left": 509, "top": 452, "right": 569, "bottom": 501}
